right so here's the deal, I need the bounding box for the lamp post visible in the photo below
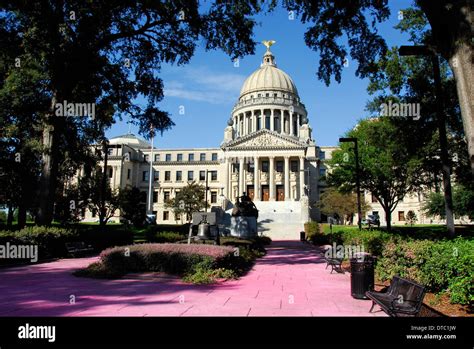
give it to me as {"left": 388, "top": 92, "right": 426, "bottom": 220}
{"left": 339, "top": 137, "right": 362, "bottom": 231}
{"left": 205, "top": 169, "right": 209, "bottom": 212}
{"left": 147, "top": 127, "right": 154, "bottom": 217}
{"left": 398, "top": 45, "right": 455, "bottom": 237}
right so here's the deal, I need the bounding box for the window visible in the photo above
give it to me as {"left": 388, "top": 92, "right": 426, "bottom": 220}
{"left": 127, "top": 169, "right": 131, "bottom": 180}
{"left": 144, "top": 154, "right": 150, "bottom": 162}
{"left": 291, "top": 161, "right": 298, "bottom": 173}
{"left": 108, "top": 167, "right": 113, "bottom": 178}
{"left": 199, "top": 171, "right": 206, "bottom": 181}
{"left": 163, "top": 211, "right": 169, "bottom": 221}
{"left": 188, "top": 153, "right": 194, "bottom": 162}
{"left": 91, "top": 209, "right": 97, "bottom": 218}
{"left": 247, "top": 162, "right": 254, "bottom": 172}
{"left": 319, "top": 168, "right": 326, "bottom": 177}
{"left": 371, "top": 193, "right": 378, "bottom": 203}
{"left": 108, "top": 148, "right": 113, "bottom": 156}
{"left": 176, "top": 171, "right": 182, "bottom": 181}
{"left": 262, "top": 161, "right": 269, "bottom": 173}
{"left": 265, "top": 116, "right": 270, "bottom": 129}
{"left": 211, "top": 191, "right": 217, "bottom": 203}
{"left": 154, "top": 170, "right": 159, "bottom": 181}
{"left": 177, "top": 153, "right": 183, "bottom": 162}
{"left": 188, "top": 171, "right": 194, "bottom": 181}
{"left": 200, "top": 153, "right": 206, "bottom": 161}
{"left": 153, "top": 191, "right": 158, "bottom": 203}
{"left": 319, "top": 151, "right": 326, "bottom": 160}
{"left": 154, "top": 154, "right": 160, "bottom": 162}
{"left": 175, "top": 213, "right": 181, "bottom": 220}
{"left": 165, "top": 171, "right": 171, "bottom": 181}
{"left": 398, "top": 211, "right": 405, "bottom": 221}
{"left": 165, "top": 154, "right": 171, "bottom": 162}
{"left": 276, "top": 161, "right": 284, "bottom": 173}
{"left": 142, "top": 170, "right": 149, "bottom": 181}
{"left": 164, "top": 191, "right": 170, "bottom": 201}
{"left": 211, "top": 171, "right": 217, "bottom": 181}
{"left": 211, "top": 153, "right": 218, "bottom": 161}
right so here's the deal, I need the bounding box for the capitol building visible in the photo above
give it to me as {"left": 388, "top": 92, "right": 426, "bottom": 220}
{"left": 81, "top": 45, "right": 467, "bottom": 237}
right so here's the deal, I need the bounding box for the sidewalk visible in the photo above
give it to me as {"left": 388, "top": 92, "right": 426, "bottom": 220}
{"left": 0, "top": 241, "right": 386, "bottom": 316}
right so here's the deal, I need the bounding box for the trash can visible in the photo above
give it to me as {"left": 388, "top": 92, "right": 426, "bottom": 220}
{"left": 350, "top": 253, "right": 374, "bottom": 299}
{"left": 300, "top": 231, "right": 306, "bottom": 241}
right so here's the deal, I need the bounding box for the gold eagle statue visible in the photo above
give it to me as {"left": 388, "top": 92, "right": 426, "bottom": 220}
{"left": 262, "top": 40, "right": 276, "bottom": 51}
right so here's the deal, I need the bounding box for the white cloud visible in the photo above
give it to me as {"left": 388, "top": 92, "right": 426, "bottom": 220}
{"left": 163, "top": 66, "right": 247, "bottom": 104}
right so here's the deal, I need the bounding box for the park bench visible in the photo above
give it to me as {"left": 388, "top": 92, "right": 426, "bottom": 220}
{"left": 366, "top": 275, "right": 426, "bottom": 317}
{"left": 325, "top": 257, "right": 344, "bottom": 274}
{"left": 65, "top": 242, "right": 94, "bottom": 257}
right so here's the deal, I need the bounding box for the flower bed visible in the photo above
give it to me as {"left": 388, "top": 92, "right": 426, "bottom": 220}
{"left": 75, "top": 243, "right": 256, "bottom": 284}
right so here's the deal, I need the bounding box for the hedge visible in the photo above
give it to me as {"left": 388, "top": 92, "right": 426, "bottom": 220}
{"left": 319, "top": 227, "right": 474, "bottom": 305}
{"left": 0, "top": 225, "right": 134, "bottom": 263}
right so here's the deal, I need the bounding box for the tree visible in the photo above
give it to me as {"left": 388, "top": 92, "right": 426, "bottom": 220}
{"left": 79, "top": 170, "right": 119, "bottom": 226}
{"left": 286, "top": 1, "right": 473, "bottom": 172}
{"left": 454, "top": 184, "right": 474, "bottom": 221}
{"left": 423, "top": 191, "right": 447, "bottom": 219}
{"left": 318, "top": 188, "right": 369, "bottom": 225}
{"left": 118, "top": 187, "right": 146, "bottom": 227}
{"left": 165, "top": 182, "right": 205, "bottom": 224}
{"left": 362, "top": 6, "right": 473, "bottom": 237}
{"left": 406, "top": 210, "right": 417, "bottom": 226}
{"left": 328, "top": 117, "right": 423, "bottom": 231}
{"left": 2, "top": 1, "right": 263, "bottom": 225}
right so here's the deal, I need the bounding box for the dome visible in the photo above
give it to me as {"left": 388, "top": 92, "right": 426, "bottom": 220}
{"left": 239, "top": 50, "right": 298, "bottom": 98}
{"left": 109, "top": 133, "right": 150, "bottom": 148}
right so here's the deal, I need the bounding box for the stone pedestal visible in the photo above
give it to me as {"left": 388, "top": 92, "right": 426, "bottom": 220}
{"left": 230, "top": 216, "right": 258, "bottom": 238}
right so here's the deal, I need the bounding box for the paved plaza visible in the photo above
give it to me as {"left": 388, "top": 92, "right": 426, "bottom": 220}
{"left": 0, "top": 241, "right": 385, "bottom": 317}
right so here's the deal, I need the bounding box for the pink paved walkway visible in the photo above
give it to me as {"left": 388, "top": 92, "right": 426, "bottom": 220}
{"left": 0, "top": 241, "right": 386, "bottom": 316}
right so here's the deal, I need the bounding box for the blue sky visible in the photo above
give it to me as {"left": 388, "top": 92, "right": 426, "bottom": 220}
{"left": 106, "top": 0, "right": 414, "bottom": 148}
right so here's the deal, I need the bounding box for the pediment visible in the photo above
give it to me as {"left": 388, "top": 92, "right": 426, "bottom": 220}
{"left": 222, "top": 129, "right": 308, "bottom": 150}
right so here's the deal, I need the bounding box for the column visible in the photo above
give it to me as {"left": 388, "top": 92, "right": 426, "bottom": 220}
{"left": 254, "top": 156, "right": 260, "bottom": 200}
{"left": 290, "top": 112, "right": 294, "bottom": 136}
{"left": 253, "top": 110, "right": 257, "bottom": 132}
{"left": 280, "top": 112, "right": 284, "bottom": 134}
{"left": 269, "top": 156, "right": 275, "bottom": 200}
{"left": 260, "top": 109, "right": 264, "bottom": 129}
{"left": 270, "top": 109, "right": 274, "bottom": 131}
{"left": 299, "top": 156, "right": 305, "bottom": 198}
{"left": 245, "top": 113, "right": 249, "bottom": 135}
{"left": 239, "top": 157, "right": 244, "bottom": 196}
{"left": 296, "top": 114, "right": 300, "bottom": 137}
{"left": 284, "top": 156, "right": 290, "bottom": 201}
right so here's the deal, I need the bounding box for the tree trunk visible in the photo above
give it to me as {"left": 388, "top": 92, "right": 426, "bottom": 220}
{"left": 17, "top": 205, "right": 27, "bottom": 229}
{"left": 7, "top": 203, "right": 14, "bottom": 228}
{"left": 449, "top": 43, "right": 474, "bottom": 173}
{"left": 384, "top": 207, "right": 392, "bottom": 232}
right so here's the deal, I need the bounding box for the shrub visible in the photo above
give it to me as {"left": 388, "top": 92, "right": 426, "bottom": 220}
{"left": 75, "top": 225, "right": 134, "bottom": 250}
{"left": 78, "top": 243, "right": 236, "bottom": 279}
{"left": 145, "top": 231, "right": 186, "bottom": 243}
{"left": 376, "top": 237, "right": 474, "bottom": 305}
{"left": 304, "top": 221, "right": 329, "bottom": 244}
{"left": 0, "top": 226, "right": 77, "bottom": 260}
